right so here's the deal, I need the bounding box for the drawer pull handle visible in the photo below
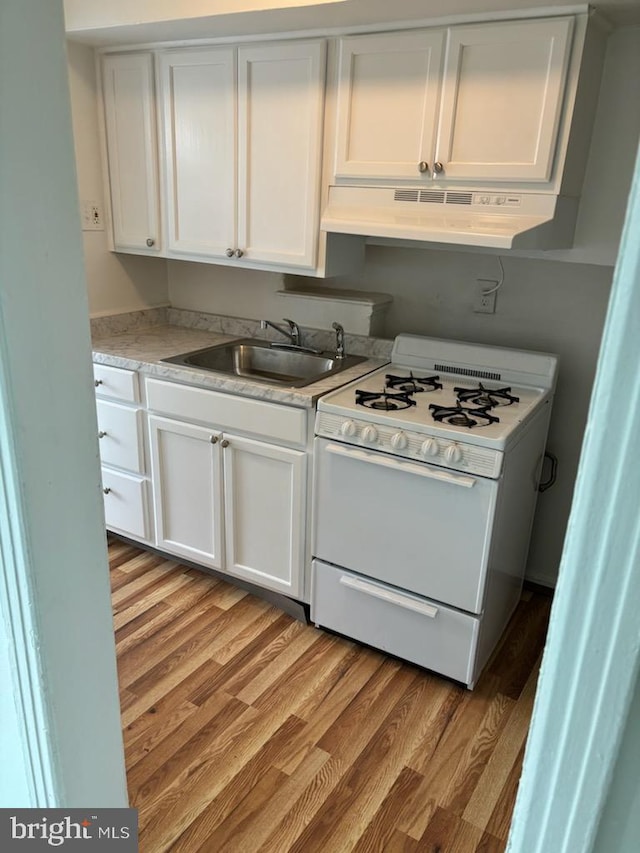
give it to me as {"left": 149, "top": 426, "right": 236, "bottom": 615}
{"left": 103, "top": 487, "right": 111, "bottom": 495}
{"left": 94, "top": 379, "right": 103, "bottom": 387}
{"left": 98, "top": 431, "right": 108, "bottom": 439}
{"left": 339, "top": 575, "right": 439, "bottom": 618}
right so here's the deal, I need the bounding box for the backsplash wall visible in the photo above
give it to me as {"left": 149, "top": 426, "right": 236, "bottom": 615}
{"left": 167, "top": 247, "right": 613, "bottom": 587}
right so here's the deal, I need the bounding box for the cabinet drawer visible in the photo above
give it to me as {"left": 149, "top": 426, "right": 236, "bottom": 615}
{"left": 102, "top": 468, "right": 150, "bottom": 541}
{"left": 311, "top": 560, "right": 480, "bottom": 686}
{"left": 96, "top": 400, "right": 144, "bottom": 473}
{"left": 146, "top": 377, "right": 307, "bottom": 446}
{"left": 93, "top": 364, "right": 139, "bottom": 402}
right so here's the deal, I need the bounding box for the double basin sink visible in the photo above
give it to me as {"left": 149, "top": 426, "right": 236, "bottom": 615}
{"left": 162, "top": 338, "right": 366, "bottom": 388}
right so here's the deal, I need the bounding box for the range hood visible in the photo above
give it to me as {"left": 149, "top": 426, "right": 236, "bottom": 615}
{"left": 320, "top": 186, "right": 578, "bottom": 250}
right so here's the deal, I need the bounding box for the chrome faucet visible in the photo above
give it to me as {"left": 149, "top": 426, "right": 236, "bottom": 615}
{"left": 260, "top": 317, "right": 300, "bottom": 347}
{"left": 332, "top": 321, "right": 345, "bottom": 360}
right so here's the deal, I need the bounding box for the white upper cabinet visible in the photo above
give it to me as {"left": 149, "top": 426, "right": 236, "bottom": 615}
{"left": 333, "top": 16, "right": 575, "bottom": 187}
{"left": 334, "top": 30, "right": 445, "bottom": 181}
{"left": 159, "top": 40, "right": 326, "bottom": 270}
{"left": 102, "top": 53, "right": 161, "bottom": 253}
{"left": 436, "top": 17, "right": 574, "bottom": 183}
{"left": 237, "top": 41, "right": 325, "bottom": 268}
{"left": 159, "top": 48, "right": 236, "bottom": 258}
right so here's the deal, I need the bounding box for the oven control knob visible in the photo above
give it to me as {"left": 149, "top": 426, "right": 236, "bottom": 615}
{"left": 421, "top": 438, "right": 439, "bottom": 457}
{"left": 362, "top": 425, "right": 379, "bottom": 444}
{"left": 390, "top": 431, "right": 408, "bottom": 450}
{"left": 444, "top": 443, "right": 462, "bottom": 464}
{"left": 340, "top": 419, "right": 357, "bottom": 437}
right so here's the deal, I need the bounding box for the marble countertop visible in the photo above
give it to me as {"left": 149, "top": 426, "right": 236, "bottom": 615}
{"left": 92, "top": 323, "right": 388, "bottom": 408}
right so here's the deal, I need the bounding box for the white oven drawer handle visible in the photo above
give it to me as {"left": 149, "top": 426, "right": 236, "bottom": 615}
{"left": 325, "top": 443, "right": 476, "bottom": 488}
{"left": 339, "top": 575, "right": 439, "bottom": 619}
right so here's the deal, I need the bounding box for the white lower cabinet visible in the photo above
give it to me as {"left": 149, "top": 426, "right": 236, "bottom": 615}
{"left": 101, "top": 468, "right": 150, "bottom": 542}
{"left": 223, "top": 434, "right": 306, "bottom": 596}
{"left": 94, "top": 364, "right": 153, "bottom": 543}
{"left": 149, "top": 415, "right": 225, "bottom": 570}
{"left": 147, "top": 381, "right": 308, "bottom": 599}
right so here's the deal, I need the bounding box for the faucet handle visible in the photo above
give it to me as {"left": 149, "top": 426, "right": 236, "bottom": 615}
{"left": 332, "top": 322, "right": 345, "bottom": 359}
{"left": 282, "top": 318, "right": 300, "bottom": 345}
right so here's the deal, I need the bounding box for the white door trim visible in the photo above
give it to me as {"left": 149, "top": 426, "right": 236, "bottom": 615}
{"left": 507, "top": 144, "right": 640, "bottom": 851}
{"left": 0, "top": 362, "right": 58, "bottom": 806}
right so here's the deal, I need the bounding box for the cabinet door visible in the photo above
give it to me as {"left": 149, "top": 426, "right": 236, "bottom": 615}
{"left": 436, "top": 17, "right": 574, "bottom": 183}
{"left": 159, "top": 48, "right": 236, "bottom": 258}
{"left": 237, "top": 40, "right": 325, "bottom": 268}
{"left": 223, "top": 434, "right": 306, "bottom": 598}
{"left": 334, "top": 31, "right": 444, "bottom": 180}
{"left": 148, "top": 415, "right": 224, "bottom": 569}
{"left": 102, "top": 53, "right": 161, "bottom": 252}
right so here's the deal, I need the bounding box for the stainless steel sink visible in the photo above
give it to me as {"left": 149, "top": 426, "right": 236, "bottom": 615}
{"left": 162, "top": 338, "right": 366, "bottom": 387}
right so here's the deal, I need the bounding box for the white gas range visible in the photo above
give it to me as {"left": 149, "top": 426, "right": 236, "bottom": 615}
{"left": 311, "top": 334, "right": 557, "bottom": 688}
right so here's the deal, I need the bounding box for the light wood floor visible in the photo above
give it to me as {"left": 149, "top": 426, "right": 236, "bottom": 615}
{"left": 109, "top": 537, "right": 552, "bottom": 853}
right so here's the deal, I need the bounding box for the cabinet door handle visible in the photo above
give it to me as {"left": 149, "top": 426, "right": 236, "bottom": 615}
{"left": 94, "top": 379, "right": 103, "bottom": 387}
{"left": 146, "top": 237, "right": 155, "bottom": 247}
{"left": 98, "top": 430, "right": 108, "bottom": 439}
{"left": 234, "top": 249, "right": 244, "bottom": 258}
{"left": 103, "top": 487, "right": 111, "bottom": 495}
{"left": 418, "top": 160, "right": 429, "bottom": 173}
{"left": 220, "top": 439, "right": 230, "bottom": 448}
{"left": 210, "top": 435, "right": 219, "bottom": 444}
{"left": 225, "top": 248, "right": 234, "bottom": 257}
{"left": 432, "top": 161, "right": 444, "bottom": 178}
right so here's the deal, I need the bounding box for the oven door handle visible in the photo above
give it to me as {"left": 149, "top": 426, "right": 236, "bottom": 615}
{"left": 339, "top": 575, "right": 439, "bottom": 618}
{"left": 325, "top": 442, "right": 476, "bottom": 488}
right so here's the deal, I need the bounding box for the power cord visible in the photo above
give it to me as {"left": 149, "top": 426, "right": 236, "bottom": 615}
{"left": 480, "top": 256, "right": 505, "bottom": 296}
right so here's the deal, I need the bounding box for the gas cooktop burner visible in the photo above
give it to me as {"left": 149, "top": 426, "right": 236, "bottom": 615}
{"left": 454, "top": 383, "right": 520, "bottom": 408}
{"left": 355, "top": 389, "right": 417, "bottom": 411}
{"left": 429, "top": 403, "right": 500, "bottom": 428}
{"left": 385, "top": 372, "right": 443, "bottom": 393}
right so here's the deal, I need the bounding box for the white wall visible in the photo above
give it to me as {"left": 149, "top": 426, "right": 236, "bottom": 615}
{"left": 67, "top": 40, "right": 169, "bottom": 317}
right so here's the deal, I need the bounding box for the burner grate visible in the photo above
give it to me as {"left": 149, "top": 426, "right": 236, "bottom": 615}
{"left": 429, "top": 403, "right": 499, "bottom": 429}
{"left": 385, "top": 372, "right": 442, "bottom": 394}
{"left": 455, "top": 383, "right": 519, "bottom": 408}
{"left": 356, "top": 389, "right": 417, "bottom": 412}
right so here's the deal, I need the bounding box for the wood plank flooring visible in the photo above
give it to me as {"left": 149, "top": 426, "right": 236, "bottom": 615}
{"left": 109, "top": 538, "right": 552, "bottom": 853}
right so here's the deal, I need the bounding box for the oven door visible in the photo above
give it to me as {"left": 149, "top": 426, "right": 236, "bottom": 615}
{"left": 313, "top": 438, "right": 499, "bottom": 614}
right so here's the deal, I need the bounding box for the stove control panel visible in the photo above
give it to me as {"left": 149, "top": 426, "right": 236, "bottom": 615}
{"left": 316, "top": 413, "right": 503, "bottom": 478}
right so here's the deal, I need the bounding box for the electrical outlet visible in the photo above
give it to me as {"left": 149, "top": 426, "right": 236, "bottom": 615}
{"left": 474, "top": 279, "right": 497, "bottom": 314}
{"left": 81, "top": 200, "right": 104, "bottom": 231}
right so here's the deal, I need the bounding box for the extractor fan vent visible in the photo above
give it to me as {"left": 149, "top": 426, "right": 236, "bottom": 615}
{"left": 419, "top": 191, "right": 446, "bottom": 204}
{"left": 446, "top": 192, "right": 473, "bottom": 205}
{"left": 392, "top": 189, "right": 474, "bottom": 206}
{"left": 393, "top": 189, "right": 419, "bottom": 202}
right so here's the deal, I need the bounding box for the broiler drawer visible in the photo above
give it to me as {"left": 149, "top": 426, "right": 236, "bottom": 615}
{"left": 311, "top": 559, "right": 480, "bottom": 686}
